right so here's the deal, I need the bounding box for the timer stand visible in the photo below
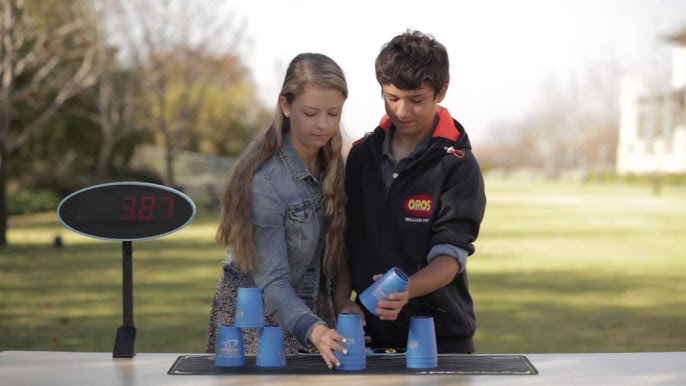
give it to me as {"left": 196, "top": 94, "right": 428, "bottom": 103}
{"left": 113, "top": 241, "right": 136, "bottom": 358}
{"left": 57, "top": 182, "right": 197, "bottom": 359}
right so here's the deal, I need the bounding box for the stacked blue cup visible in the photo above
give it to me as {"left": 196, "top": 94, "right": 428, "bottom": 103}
{"left": 334, "top": 312, "right": 366, "bottom": 370}
{"left": 214, "top": 325, "right": 246, "bottom": 366}
{"left": 256, "top": 326, "right": 287, "bottom": 367}
{"left": 234, "top": 287, "right": 265, "bottom": 328}
{"left": 359, "top": 267, "right": 409, "bottom": 316}
{"left": 406, "top": 316, "right": 438, "bottom": 368}
{"left": 215, "top": 286, "right": 267, "bottom": 367}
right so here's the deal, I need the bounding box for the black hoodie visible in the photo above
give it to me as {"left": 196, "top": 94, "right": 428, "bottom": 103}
{"left": 344, "top": 106, "right": 486, "bottom": 353}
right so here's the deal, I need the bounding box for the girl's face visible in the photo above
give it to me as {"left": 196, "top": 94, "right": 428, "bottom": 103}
{"left": 280, "top": 86, "right": 345, "bottom": 157}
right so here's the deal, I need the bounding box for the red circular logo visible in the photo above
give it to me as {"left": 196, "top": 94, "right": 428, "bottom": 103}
{"left": 403, "top": 194, "right": 433, "bottom": 217}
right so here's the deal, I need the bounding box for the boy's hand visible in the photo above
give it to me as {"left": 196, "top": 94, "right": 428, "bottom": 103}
{"left": 372, "top": 273, "right": 410, "bottom": 320}
{"left": 338, "top": 301, "right": 366, "bottom": 326}
{"left": 337, "top": 301, "right": 371, "bottom": 343}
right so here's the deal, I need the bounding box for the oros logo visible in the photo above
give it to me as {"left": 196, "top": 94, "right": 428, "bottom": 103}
{"left": 403, "top": 194, "right": 433, "bottom": 217}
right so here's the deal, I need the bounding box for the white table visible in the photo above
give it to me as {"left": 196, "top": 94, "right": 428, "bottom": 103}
{"left": 1, "top": 350, "right": 685, "bottom": 386}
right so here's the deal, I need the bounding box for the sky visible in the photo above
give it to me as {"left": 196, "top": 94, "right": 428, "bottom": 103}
{"left": 223, "top": 0, "right": 686, "bottom": 145}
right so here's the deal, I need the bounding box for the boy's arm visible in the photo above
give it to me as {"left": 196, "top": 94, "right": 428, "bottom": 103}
{"left": 375, "top": 255, "right": 459, "bottom": 320}
{"left": 409, "top": 151, "right": 484, "bottom": 299}
{"left": 377, "top": 153, "right": 485, "bottom": 320}
{"left": 407, "top": 255, "right": 460, "bottom": 298}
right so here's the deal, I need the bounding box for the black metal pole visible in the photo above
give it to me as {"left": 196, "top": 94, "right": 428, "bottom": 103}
{"left": 122, "top": 241, "right": 134, "bottom": 326}
{"left": 113, "top": 241, "right": 136, "bottom": 358}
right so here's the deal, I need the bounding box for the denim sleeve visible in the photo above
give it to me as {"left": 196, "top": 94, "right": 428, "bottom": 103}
{"left": 249, "top": 175, "right": 324, "bottom": 347}
{"left": 427, "top": 244, "right": 468, "bottom": 273}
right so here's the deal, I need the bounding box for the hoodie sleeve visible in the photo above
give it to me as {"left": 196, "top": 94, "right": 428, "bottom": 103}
{"left": 430, "top": 149, "right": 486, "bottom": 256}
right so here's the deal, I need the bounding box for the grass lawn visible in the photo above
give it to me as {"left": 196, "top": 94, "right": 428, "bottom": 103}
{"left": 1, "top": 178, "right": 685, "bottom": 354}
{"left": 471, "top": 179, "right": 686, "bottom": 353}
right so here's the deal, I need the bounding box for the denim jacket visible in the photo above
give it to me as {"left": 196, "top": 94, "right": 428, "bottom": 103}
{"left": 223, "top": 135, "right": 327, "bottom": 347}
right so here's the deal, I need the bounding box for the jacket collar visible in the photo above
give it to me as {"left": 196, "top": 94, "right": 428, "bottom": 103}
{"left": 278, "top": 133, "right": 312, "bottom": 181}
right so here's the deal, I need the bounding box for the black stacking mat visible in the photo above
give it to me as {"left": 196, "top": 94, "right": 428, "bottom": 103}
{"left": 168, "top": 354, "right": 538, "bottom": 375}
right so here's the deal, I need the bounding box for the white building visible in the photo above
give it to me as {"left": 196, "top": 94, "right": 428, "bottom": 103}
{"left": 617, "top": 27, "right": 686, "bottom": 175}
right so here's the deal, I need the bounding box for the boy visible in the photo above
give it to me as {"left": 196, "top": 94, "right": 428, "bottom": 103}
{"left": 344, "top": 30, "right": 486, "bottom": 353}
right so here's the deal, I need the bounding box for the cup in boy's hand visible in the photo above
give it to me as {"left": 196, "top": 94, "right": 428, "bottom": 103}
{"left": 358, "top": 267, "right": 409, "bottom": 316}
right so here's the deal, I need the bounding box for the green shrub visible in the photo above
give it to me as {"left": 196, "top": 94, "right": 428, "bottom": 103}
{"left": 8, "top": 189, "right": 61, "bottom": 215}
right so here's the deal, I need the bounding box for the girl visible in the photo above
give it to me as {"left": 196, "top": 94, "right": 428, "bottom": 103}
{"left": 207, "top": 53, "right": 360, "bottom": 369}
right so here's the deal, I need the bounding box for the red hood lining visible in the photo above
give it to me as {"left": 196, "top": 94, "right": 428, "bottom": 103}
{"left": 379, "top": 105, "right": 460, "bottom": 141}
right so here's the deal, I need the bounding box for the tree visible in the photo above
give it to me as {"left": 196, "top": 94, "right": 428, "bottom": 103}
{"left": 105, "top": 0, "right": 251, "bottom": 186}
{"left": 90, "top": 42, "right": 138, "bottom": 181}
{"left": 0, "top": 0, "right": 100, "bottom": 246}
{"left": 186, "top": 52, "right": 270, "bottom": 157}
{"left": 74, "top": 13, "right": 141, "bottom": 183}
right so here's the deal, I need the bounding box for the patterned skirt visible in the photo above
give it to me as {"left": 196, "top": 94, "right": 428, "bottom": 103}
{"left": 206, "top": 269, "right": 336, "bottom": 354}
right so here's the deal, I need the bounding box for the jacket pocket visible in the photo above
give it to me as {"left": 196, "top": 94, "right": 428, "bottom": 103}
{"left": 284, "top": 201, "right": 319, "bottom": 271}
{"left": 287, "top": 202, "right": 314, "bottom": 223}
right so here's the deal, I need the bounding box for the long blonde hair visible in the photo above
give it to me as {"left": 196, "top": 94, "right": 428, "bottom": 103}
{"left": 216, "top": 53, "right": 348, "bottom": 281}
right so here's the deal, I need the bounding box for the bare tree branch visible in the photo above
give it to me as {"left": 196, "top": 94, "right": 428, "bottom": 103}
{"left": 0, "top": 0, "right": 102, "bottom": 245}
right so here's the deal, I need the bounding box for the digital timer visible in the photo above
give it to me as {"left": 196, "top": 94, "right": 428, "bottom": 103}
{"left": 57, "top": 182, "right": 197, "bottom": 358}
{"left": 57, "top": 182, "right": 196, "bottom": 241}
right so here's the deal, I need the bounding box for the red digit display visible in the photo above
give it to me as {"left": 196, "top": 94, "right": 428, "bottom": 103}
{"left": 139, "top": 196, "right": 155, "bottom": 219}
{"left": 162, "top": 195, "right": 175, "bottom": 218}
{"left": 119, "top": 195, "right": 176, "bottom": 220}
{"left": 121, "top": 196, "right": 137, "bottom": 220}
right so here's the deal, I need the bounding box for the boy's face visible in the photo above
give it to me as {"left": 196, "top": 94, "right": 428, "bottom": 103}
{"left": 381, "top": 82, "right": 446, "bottom": 139}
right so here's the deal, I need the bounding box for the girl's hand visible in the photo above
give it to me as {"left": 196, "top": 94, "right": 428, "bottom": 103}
{"left": 309, "top": 324, "right": 347, "bottom": 369}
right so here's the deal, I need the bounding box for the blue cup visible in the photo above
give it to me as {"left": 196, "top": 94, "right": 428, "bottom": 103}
{"left": 214, "top": 325, "right": 246, "bottom": 367}
{"left": 334, "top": 313, "right": 366, "bottom": 371}
{"left": 406, "top": 316, "right": 438, "bottom": 369}
{"left": 235, "top": 287, "right": 265, "bottom": 328}
{"left": 256, "top": 326, "right": 287, "bottom": 367}
{"left": 359, "top": 267, "right": 409, "bottom": 316}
